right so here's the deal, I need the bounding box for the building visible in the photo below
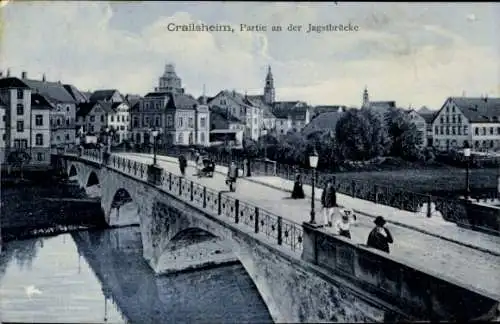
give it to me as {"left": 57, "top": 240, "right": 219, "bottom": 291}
{"left": 208, "top": 106, "right": 245, "bottom": 147}
{"left": 302, "top": 110, "right": 345, "bottom": 138}
{"left": 130, "top": 64, "right": 209, "bottom": 147}
{"left": 272, "top": 101, "right": 312, "bottom": 136}
{"left": 20, "top": 72, "right": 78, "bottom": 151}
{"left": 0, "top": 77, "right": 52, "bottom": 168}
{"left": 208, "top": 90, "right": 263, "bottom": 141}
{"left": 418, "top": 109, "right": 438, "bottom": 147}
{"left": 312, "top": 105, "right": 346, "bottom": 119}
{"left": 406, "top": 109, "right": 427, "bottom": 147}
{"left": 76, "top": 89, "right": 130, "bottom": 145}
{"left": 361, "top": 87, "right": 397, "bottom": 121}
{"left": 432, "top": 96, "right": 500, "bottom": 152}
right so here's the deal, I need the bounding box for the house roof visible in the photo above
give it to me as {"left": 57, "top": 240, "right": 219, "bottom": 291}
{"left": 245, "top": 95, "right": 276, "bottom": 118}
{"left": 76, "top": 102, "right": 97, "bottom": 117}
{"left": 302, "top": 111, "right": 344, "bottom": 136}
{"left": 166, "top": 93, "right": 199, "bottom": 110}
{"left": 417, "top": 106, "right": 433, "bottom": 115}
{"left": 88, "top": 89, "right": 119, "bottom": 103}
{"left": 82, "top": 91, "right": 93, "bottom": 100}
{"left": 21, "top": 78, "right": 76, "bottom": 103}
{"left": 210, "top": 105, "right": 242, "bottom": 123}
{"left": 63, "top": 84, "right": 88, "bottom": 103}
{"left": 419, "top": 112, "right": 438, "bottom": 124}
{"left": 144, "top": 91, "right": 170, "bottom": 98}
{"left": 31, "top": 93, "right": 54, "bottom": 110}
{"left": 272, "top": 101, "right": 309, "bottom": 119}
{"left": 0, "top": 77, "right": 30, "bottom": 89}
{"left": 455, "top": 97, "right": 500, "bottom": 123}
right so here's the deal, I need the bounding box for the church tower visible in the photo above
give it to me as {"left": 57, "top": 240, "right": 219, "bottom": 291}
{"left": 263, "top": 65, "right": 275, "bottom": 105}
{"left": 156, "top": 63, "right": 183, "bottom": 94}
{"left": 362, "top": 86, "right": 370, "bottom": 108}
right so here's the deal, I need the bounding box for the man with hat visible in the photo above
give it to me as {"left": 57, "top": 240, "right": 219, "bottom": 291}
{"left": 366, "top": 216, "right": 394, "bottom": 253}
{"left": 334, "top": 208, "right": 357, "bottom": 239}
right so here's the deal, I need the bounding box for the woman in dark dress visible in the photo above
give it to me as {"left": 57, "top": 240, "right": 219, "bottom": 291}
{"left": 291, "top": 173, "right": 305, "bottom": 199}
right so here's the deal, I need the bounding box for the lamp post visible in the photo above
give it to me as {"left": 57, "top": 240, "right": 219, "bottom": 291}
{"left": 262, "top": 128, "right": 268, "bottom": 161}
{"left": 309, "top": 149, "right": 319, "bottom": 224}
{"left": 151, "top": 128, "right": 162, "bottom": 165}
{"left": 464, "top": 147, "right": 471, "bottom": 200}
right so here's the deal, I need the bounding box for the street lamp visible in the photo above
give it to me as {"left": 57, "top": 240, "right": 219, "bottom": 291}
{"left": 464, "top": 147, "right": 471, "bottom": 199}
{"left": 262, "top": 128, "right": 268, "bottom": 161}
{"left": 151, "top": 128, "right": 162, "bottom": 165}
{"left": 309, "top": 149, "right": 319, "bottom": 224}
{"left": 105, "top": 127, "right": 111, "bottom": 153}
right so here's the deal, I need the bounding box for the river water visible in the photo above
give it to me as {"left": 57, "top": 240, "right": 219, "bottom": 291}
{"left": 0, "top": 226, "right": 273, "bottom": 323}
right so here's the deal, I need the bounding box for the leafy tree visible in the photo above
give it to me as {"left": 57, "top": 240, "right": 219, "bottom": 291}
{"left": 335, "top": 109, "right": 372, "bottom": 161}
{"left": 385, "top": 108, "right": 422, "bottom": 160}
{"left": 360, "top": 108, "right": 392, "bottom": 158}
{"left": 306, "top": 130, "right": 338, "bottom": 169}
{"left": 242, "top": 136, "right": 259, "bottom": 158}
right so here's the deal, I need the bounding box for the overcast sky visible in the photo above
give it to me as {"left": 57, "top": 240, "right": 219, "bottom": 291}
{"left": 1, "top": 1, "right": 499, "bottom": 108}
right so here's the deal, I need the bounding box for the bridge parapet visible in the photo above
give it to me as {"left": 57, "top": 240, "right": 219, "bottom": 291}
{"left": 302, "top": 223, "right": 500, "bottom": 321}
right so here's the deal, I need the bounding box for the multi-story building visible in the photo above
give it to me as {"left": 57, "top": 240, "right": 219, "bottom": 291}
{"left": 130, "top": 64, "right": 209, "bottom": 147}
{"left": 432, "top": 96, "right": 500, "bottom": 152}
{"left": 208, "top": 105, "right": 245, "bottom": 147}
{"left": 0, "top": 77, "right": 52, "bottom": 167}
{"left": 76, "top": 89, "right": 130, "bottom": 145}
{"left": 272, "top": 101, "right": 312, "bottom": 136}
{"left": 20, "top": 72, "right": 78, "bottom": 151}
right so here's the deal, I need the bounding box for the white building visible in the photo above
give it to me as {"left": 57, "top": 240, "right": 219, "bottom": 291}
{"left": 0, "top": 77, "right": 52, "bottom": 167}
{"left": 407, "top": 109, "right": 427, "bottom": 147}
{"left": 432, "top": 97, "right": 500, "bottom": 152}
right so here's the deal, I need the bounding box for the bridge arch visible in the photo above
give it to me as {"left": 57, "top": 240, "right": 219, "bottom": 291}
{"left": 85, "top": 171, "right": 102, "bottom": 198}
{"left": 108, "top": 188, "right": 139, "bottom": 227}
{"left": 69, "top": 164, "right": 77, "bottom": 177}
{"left": 86, "top": 171, "right": 100, "bottom": 187}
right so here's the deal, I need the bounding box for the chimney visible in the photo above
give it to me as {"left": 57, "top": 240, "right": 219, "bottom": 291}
{"left": 42, "top": 73, "right": 46, "bottom": 82}
{"left": 21, "top": 71, "right": 27, "bottom": 79}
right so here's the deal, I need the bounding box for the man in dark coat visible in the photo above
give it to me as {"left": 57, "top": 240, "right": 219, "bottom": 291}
{"left": 367, "top": 216, "right": 394, "bottom": 253}
{"left": 321, "top": 179, "right": 338, "bottom": 227}
{"left": 178, "top": 155, "right": 187, "bottom": 176}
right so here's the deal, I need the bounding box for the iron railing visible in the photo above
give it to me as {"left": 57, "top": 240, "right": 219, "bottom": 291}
{"left": 75, "top": 150, "right": 304, "bottom": 253}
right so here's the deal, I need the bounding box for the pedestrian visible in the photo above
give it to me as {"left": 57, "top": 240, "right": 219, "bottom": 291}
{"left": 334, "top": 209, "right": 356, "bottom": 239}
{"left": 178, "top": 154, "right": 187, "bottom": 177}
{"left": 291, "top": 172, "right": 305, "bottom": 199}
{"left": 320, "top": 179, "right": 338, "bottom": 227}
{"left": 366, "top": 216, "right": 394, "bottom": 253}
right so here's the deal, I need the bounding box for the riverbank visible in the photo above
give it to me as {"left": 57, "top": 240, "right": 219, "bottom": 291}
{"left": 1, "top": 174, "right": 107, "bottom": 243}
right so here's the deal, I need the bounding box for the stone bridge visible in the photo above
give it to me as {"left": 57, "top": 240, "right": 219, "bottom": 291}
{"left": 57, "top": 152, "right": 500, "bottom": 323}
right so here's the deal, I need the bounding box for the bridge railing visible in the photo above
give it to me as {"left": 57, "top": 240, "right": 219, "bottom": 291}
{"left": 97, "top": 153, "right": 304, "bottom": 253}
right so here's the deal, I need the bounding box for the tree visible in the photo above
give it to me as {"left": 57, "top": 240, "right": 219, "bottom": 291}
{"left": 361, "top": 108, "right": 392, "bottom": 158}
{"left": 385, "top": 108, "right": 422, "bottom": 160}
{"left": 7, "top": 150, "right": 31, "bottom": 179}
{"left": 306, "top": 130, "right": 338, "bottom": 169}
{"left": 278, "top": 131, "right": 309, "bottom": 165}
{"left": 335, "top": 109, "right": 372, "bottom": 161}
{"left": 242, "top": 136, "right": 259, "bottom": 158}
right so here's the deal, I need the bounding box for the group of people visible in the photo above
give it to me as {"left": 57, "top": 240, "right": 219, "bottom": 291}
{"left": 291, "top": 174, "right": 394, "bottom": 253}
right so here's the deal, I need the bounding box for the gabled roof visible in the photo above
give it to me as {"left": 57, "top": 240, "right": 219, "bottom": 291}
{"left": 210, "top": 105, "right": 242, "bottom": 123}
{"left": 420, "top": 112, "right": 438, "bottom": 124}
{"left": 82, "top": 91, "right": 93, "bottom": 100}
{"left": 76, "top": 100, "right": 121, "bottom": 117}
{"left": 245, "top": 95, "right": 276, "bottom": 118}
{"left": 418, "top": 106, "right": 433, "bottom": 115}
{"left": 88, "top": 89, "right": 120, "bottom": 103}
{"left": 21, "top": 78, "right": 76, "bottom": 103}
{"left": 31, "top": 93, "right": 54, "bottom": 110}
{"left": 63, "top": 84, "right": 88, "bottom": 103}
{"left": 0, "top": 77, "right": 30, "bottom": 89}
{"left": 302, "top": 111, "right": 344, "bottom": 136}
{"left": 448, "top": 97, "right": 500, "bottom": 123}
{"left": 166, "top": 93, "right": 199, "bottom": 110}
{"left": 272, "top": 101, "right": 309, "bottom": 119}
{"left": 76, "top": 102, "right": 97, "bottom": 117}
{"left": 144, "top": 91, "right": 170, "bottom": 98}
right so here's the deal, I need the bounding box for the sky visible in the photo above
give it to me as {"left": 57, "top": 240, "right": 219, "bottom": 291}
{"left": 0, "top": 1, "right": 499, "bottom": 109}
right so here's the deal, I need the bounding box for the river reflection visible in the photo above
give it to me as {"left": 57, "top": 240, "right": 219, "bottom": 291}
{"left": 0, "top": 226, "right": 272, "bottom": 324}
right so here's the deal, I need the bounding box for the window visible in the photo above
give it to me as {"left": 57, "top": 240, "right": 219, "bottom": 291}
{"left": 145, "top": 103, "right": 150, "bottom": 109}
{"left": 37, "top": 152, "right": 44, "bottom": 161}
{"left": 452, "top": 106, "right": 455, "bottom": 113}
{"left": 66, "top": 106, "right": 70, "bottom": 112}
{"left": 35, "top": 133, "right": 43, "bottom": 146}
{"left": 490, "top": 127, "right": 494, "bottom": 135}
{"left": 90, "top": 116, "right": 95, "bottom": 122}
{"left": 475, "top": 141, "right": 480, "bottom": 148}
{"left": 440, "top": 117, "right": 444, "bottom": 124}
{"left": 133, "top": 117, "right": 138, "bottom": 128}
{"left": 440, "top": 126, "right": 444, "bottom": 135}
{"left": 200, "top": 132, "right": 205, "bottom": 143}
{"left": 101, "top": 115, "right": 104, "bottom": 122}
{"left": 2, "top": 134, "right": 6, "bottom": 141}
{"left": 178, "top": 132, "right": 183, "bottom": 143}
{"left": 122, "top": 116, "right": 125, "bottom": 122}
{"left": 126, "top": 116, "right": 129, "bottom": 122}
{"left": 167, "top": 115, "right": 173, "bottom": 127}
{"left": 17, "top": 104, "right": 24, "bottom": 115}
{"left": 458, "top": 115, "right": 462, "bottom": 123}
{"left": 446, "top": 116, "right": 449, "bottom": 123}
{"left": 111, "top": 115, "right": 114, "bottom": 122}
{"left": 200, "top": 117, "right": 206, "bottom": 128}
{"left": 66, "top": 118, "right": 70, "bottom": 126}
{"left": 83, "top": 125, "right": 86, "bottom": 132}
{"left": 482, "top": 127, "right": 486, "bottom": 135}
{"left": 177, "top": 117, "right": 183, "bottom": 128}
{"left": 446, "top": 106, "right": 449, "bottom": 113}
{"left": 145, "top": 117, "right": 149, "bottom": 126}
{"left": 497, "top": 127, "right": 500, "bottom": 135}
{"left": 458, "top": 127, "right": 461, "bottom": 135}
{"left": 452, "top": 126, "right": 456, "bottom": 135}
{"left": 120, "top": 125, "right": 125, "bottom": 131}
{"left": 65, "top": 134, "right": 70, "bottom": 141}
{"left": 2, "top": 115, "right": 5, "bottom": 122}
{"left": 136, "top": 133, "right": 141, "bottom": 143}
{"left": 475, "top": 127, "right": 479, "bottom": 135}
{"left": 17, "top": 89, "right": 23, "bottom": 99}
{"left": 17, "top": 120, "right": 24, "bottom": 132}
{"left": 90, "top": 125, "right": 94, "bottom": 132}
{"left": 445, "top": 126, "right": 449, "bottom": 135}
{"left": 14, "top": 139, "right": 28, "bottom": 149}
{"left": 155, "top": 117, "right": 160, "bottom": 127}
{"left": 35, "top": 115, "right": 43, "bottom": 126}
{"left": 452, "top": 115, "right": 456, "bottom": 123}
{"left": 188, "top": 117, "right": 194, "bottom": 128}
{"left": 490, "top": 140, "right": 494, "bottom": 148}
{"left": 56, "top": 135, "right": 60, "bottom": 141}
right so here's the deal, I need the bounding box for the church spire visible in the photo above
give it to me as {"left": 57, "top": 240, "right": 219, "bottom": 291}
{"left": 263, "top": 65, "right": 275, "bottom": 105}
{"left": 362, "top": 86, "right": 369, "bottom": 107}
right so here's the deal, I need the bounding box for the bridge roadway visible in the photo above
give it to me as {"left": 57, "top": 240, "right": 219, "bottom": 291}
{"left": 114, "top": 152, "right": 500, "bottom": 300}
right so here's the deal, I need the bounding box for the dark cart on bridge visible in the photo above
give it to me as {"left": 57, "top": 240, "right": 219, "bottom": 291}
{"left": 199, "top": 158, "right": 215, "bottom": 178}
